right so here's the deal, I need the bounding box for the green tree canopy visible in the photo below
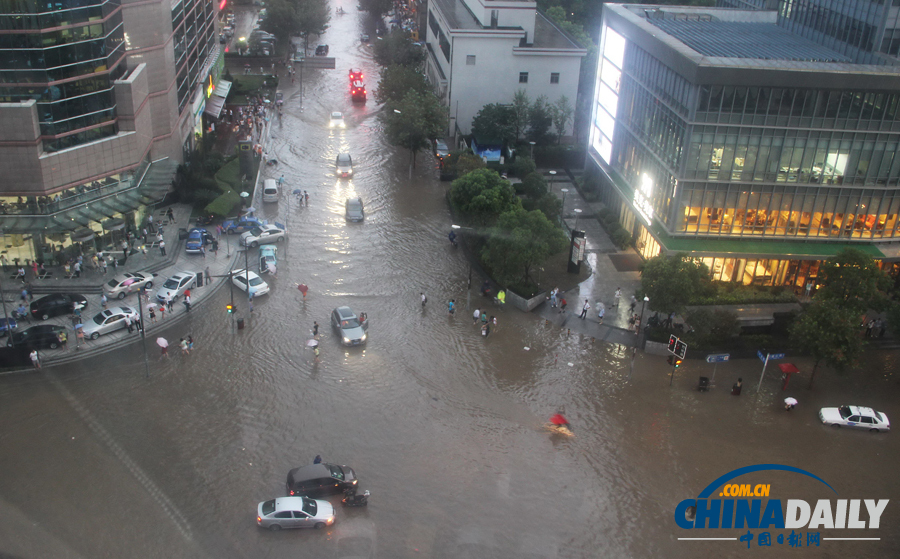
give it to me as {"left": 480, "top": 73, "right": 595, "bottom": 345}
{"left": 375, "top": 64, "right": 430, "bottom": 104}
{"left": 512, "top": 90, "right": 530, "bottom": 141}
{"left": 472, "top": 103, "right": 516, "bottom": 145}
{"left": 790, "top": 298, "right": 865, "bottom": 388}
{"left": 527, "top": 95, "right": 554, "bottom": 145}
{"left": 551, "top": 95, "right": 573, "bottom": 144}
{"left": 260, "top": 0, "right": 301, "bottom": 42}
{"left": 380, "top": 90, "right": 447, "bottom": 169}
{"left": 816, "top": 248, "right": 891, "bottom": 313}
{"left": 449, "top": 168, "right": 520, "bottom": 225}
{"left": 358, "top": 0, "right": 392, "bottom": 15}
{"left": 639, "top": 254, "right": 710, "bottom": 315}
{"left": 481, "top": 207, "right": 568, "bottom": 286}
{"left": 373, "top": 30, "right": 426, "bottom": 67}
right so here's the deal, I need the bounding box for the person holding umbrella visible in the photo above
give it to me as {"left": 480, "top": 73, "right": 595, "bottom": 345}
{"left": 157, "top": 337, "right": 169, "bottom": 359}
{"left": 784, "top": 397, "right": 798, "bottom": 411}
{"left": 296, "top": 283, "right": 308, "bottom": 299}
{"left": 548, "top": 412, "right": 574, "bottom": 436}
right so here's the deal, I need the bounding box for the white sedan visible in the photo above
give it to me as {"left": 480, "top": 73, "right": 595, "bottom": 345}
{"left": 329, "top": 111, "right": 345, "bottom": 128}
{"left": 240, "top": 224, "right": 286, "bottom": 247}
{"left": 155, "top": 271, "right": 196, "bottom": 303}
{"left": 819, "top": 405, "right": 890, "bottom": 432}
{"left": 104, "top": 272, "right": 156, "bottom": 299}
{"left": 231, "top": 269, "right": 270, "bottom": 296}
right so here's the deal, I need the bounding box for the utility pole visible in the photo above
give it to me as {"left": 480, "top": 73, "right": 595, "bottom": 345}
{"left": 0, "top": 278, "right": 14, "bottom": 348}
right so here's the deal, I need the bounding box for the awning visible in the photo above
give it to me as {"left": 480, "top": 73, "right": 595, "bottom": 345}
{"left": 204, "top": 94, "right": 227, "bottom": 118}
{"left": 213, "top": 79, "right": 232, "bottom": 98}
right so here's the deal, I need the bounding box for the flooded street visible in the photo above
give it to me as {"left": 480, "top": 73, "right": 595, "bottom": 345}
{"left": 2, "top": 4, "right": 900, "bottom": 558}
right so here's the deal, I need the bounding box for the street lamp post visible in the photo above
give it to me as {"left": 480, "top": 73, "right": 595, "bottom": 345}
{"left": 451, "top": 224, "right": 472, "bottom": 289}
{"left": 639, "top": 296, "right": 649, "bottom": 344}
{"left": 573, "top": 208, "right": 582, "bottom": 231}
{"left": 559, "top": 188, "right": 569, "bottom": 227}
{"left": 529, "top": 141, "right": 536, "bottom": 159}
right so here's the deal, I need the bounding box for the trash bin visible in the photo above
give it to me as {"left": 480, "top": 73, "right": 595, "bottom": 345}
{"left": 178, "top": 227, "right": 189, "bottom": 240}
{"left": 237, "top": 317, "right": 245, "bottom": 329}
{"left": 698, "top": 376, "right": 710, "bottom": 392}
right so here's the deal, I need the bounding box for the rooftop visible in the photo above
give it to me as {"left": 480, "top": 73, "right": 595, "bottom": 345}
{"left": 533, "top": 12, "right": 584, "bottom": 50}
{"left": 647, "top": 19, "right": 852, "bottom": 63}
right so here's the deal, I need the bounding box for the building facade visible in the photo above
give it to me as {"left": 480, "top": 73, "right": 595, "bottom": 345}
{"left": 424, "top": 0, "right": 586, "bottom": 140}
{"left": 589, "top": 4, "right": 900, "bottom": 290}
{"left": 0, "top": 0, "right": 221, "bottom": 266}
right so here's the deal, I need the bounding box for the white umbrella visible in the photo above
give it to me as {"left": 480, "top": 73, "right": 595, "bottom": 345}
{"left": 306, "top": 339, "right": 318, "bottom": 347}
{"left": 156, "top": 337, "right": 168, "bottom": 348}
{"left": 784, "top": 397, "right": 798, "bottom": 406}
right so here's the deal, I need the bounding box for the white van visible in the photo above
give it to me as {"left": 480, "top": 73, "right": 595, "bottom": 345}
{"left": 262, "top": 179, "right": 278, "bottom": 203}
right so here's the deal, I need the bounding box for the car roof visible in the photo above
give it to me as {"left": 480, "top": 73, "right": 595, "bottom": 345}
{"left": 287, "top": 463, "right": 334, "bottom": 481}
{"left": 848, "top": 405, "right": 878, "bottom": 416}
{"left": 272, "top": 496, "right": 308, "bottom": 511}
{"left": 335, "top": 306, "right": 355, "bottom": 318}
{"left": 170, "top": 272, "right": 194, "bottom": 279}
{"left": 337, "top": 152, "right": 351, "bottom": 160}
{"left": 23, "top": 325, "right": 64, "bottom": 333}
{"left": 232, "top": 268, "right": 258, "bottom": 278}
{"left": 260, "top": 246, "right": 277, "bottom": 254}
{"left": 331, "top": 111, "right": 342, "bottom": 118}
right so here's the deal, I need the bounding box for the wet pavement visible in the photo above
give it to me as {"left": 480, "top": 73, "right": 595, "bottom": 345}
{"left": 1, "top": 3, "right": 899, "bottom": 558}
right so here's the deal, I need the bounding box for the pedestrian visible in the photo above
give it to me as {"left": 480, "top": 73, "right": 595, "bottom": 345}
{"left": 30, "top": 349, "right": 40, "bottom": 369}
{"left": 481, "top": 311, "right": 488, "bottom": 325}
{"left": 550, "top": 287, "right": 558, "bottom": 308}
{"left": 278, "top": 175, "right": 284, "bottom": 186}
{"left": 579, "top": 299, "right": 591, "bottom": 319}
{"left": 148, "top": 304, "right": 156, "bottom": 323}
{"left": 296, "top": 283, "right": 308, "bottom": 299}
{"left": 559, "top": 298, "right": 567, "bottom": 313}
{"left": 58, "top": 330, "right": 67, "bottom": 348}
{"left": 200, "top": 245, "right": 206, "bottom": 258}
{"left": 159, "top": 240, "right": 166, "bottom": 256}
{"left": 100, "top": 293, "right": 108, "bottom": 309}
{"left": 421, "top": 292, "right": 427, "bottom": 307}
{"left": 629, "top": 295, "right": 637, "bottom": 313}
{"left": 166, "top": 207, "right": 175, "bottom": 222}
{"left": 598, "top": 304, "right": 605, "bottom": 324}
{"left": 180, "top": 338, "right": 190, "bottom": 355}
{"left": 15, "top": 266, "right": 25, "bottom": 282}
{"left": 448, "top": 299, "right": 455, "bottom": 314}
{"left": 159, "top": 304, "right": 166, "bottom": 320}
{"left": 268, "top": 262, "right": 276, "bottom": 277}
{"left": 100, "top": 258, "right": 107, "bottom": 274}
{"left": 473, "top": 308, "right": 480, "bottom": 324}
{"left": 492, "top": 316, "right": 498, "bottom": 329}
{"left": 166, "top": 298, "right": 174, "bottom": 313}
{"left": 31, "top": 260, "right": 38, "bottom": 278}
{"left": 304, "top": 190, "right": 309, "bottom": 206}
{"left": 20, "top": 287, "right": 27, "bottom": 302}
{"left": 313, "top": 321, "right": 319, "bottom": 338}
{"left": 124, "top": 314, "right": 134, "bottom": 333}
{"left": 314, "top": 346, "right": 320, "bottom": 362}
{"left": 188, "top": 335, "right": 194, "bottom": 351}
{"left": 732, "top": 378, "right": 743, "bottom": 396}
{"left": 211, "top": 238, "right": 218, "bottom": 255}
{"left": 313, "top": 454, "right": 323, "bottom": 464}
{"left": 183, "top": 294, "right": 191, "bottom": 312}
{"left": 865, "top": 319, "right": 875, "bottom": 337}
{"left": 614, "top": 288, "right": 622, "bottom": 308}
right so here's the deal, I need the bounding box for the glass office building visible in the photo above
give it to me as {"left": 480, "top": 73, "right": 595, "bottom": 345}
{"left": 590, "top": 5, "right": 900, "bottom": 290}
{"left": 0, "top": 0, "right": 126, "bottom": 152}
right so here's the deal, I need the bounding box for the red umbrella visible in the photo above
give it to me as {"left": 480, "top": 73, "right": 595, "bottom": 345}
{"left": 297, "top": 283, "right": 308, "bottom": 295}
{"left": 550, "top": 413, "right": 569, "bottom": 425}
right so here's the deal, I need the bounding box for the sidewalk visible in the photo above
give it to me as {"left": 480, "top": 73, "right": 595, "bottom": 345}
{"left": 530, "top": 168, "right": 645, "bottom": 346}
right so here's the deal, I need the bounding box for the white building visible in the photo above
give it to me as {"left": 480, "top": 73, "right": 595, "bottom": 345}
{"left": 424, "top": 0, "right": 587, "bottom": 140}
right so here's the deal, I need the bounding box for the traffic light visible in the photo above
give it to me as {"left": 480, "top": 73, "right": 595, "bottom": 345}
{"left": 667, "top": 355, "right": 674, "bottom": 365}
{"left": 674, "top": 358, "right": 682, "bottom": 369}
{"left": 668, "top": 334, "right": 677, "bottom": 353}
{"left": 674, "top": 340, "right": 688, "bottom": 359}
{"left": 226, "top": 304, "right": 234, "bottom": 313}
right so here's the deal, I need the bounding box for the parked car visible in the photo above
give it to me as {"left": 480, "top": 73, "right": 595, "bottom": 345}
{"left": 185, "top": 228, "right": 213, "bottom": 253}
{"left": 7, "top": 324, "right": 67, "bottom": 350}
{"left": 345, "top": 197, "right": 365, "bottom": 222}
{"left": 0, "top": 316, "right": 16, "bottom": 336}
{"left": 257, "top": 496, "right": 335, "bottom": 531}
{"left": 819, "top": 405, "right": 890, "bottom": 432}
{"left": 223, "top": 216, "right": 263, "bottom": 234}
{"left": 336, "top": 153, "right": 353, "bottom": 177}
{"left": 331, "top": 306, "right": 367, "bottom": 345}
{"left": 240, "top": 223, "right": 286, "bottom": 247}
{"left": 286, "top": 463, "right": 358, "bottom": 497}
{"left": 259, "top": 245, "right": 277, "bottom": 274}
{"left": 155, "top": 271, "right": 197, "bottom": 303}
{"left": 231, "top": 269, "right": 270, "bottom": 296}
{"left": 105, "top": 272, "right": 155, "bottom": 299}
{"left": 29, "top": 293, "right": 88, "bottom": 320}
{"left": 432, "top": 138, "right": 450, "bottom": 161}
{"left": 330, "top": 111, "right": 345, "bottom": 128}
{"left": 315, "top": 44, "right": 329, "bottom": 56}
{"left": 82, "top": 306, "right": 137, "bottom": 340}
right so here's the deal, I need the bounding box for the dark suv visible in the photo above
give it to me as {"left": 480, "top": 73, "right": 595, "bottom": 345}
{"left": 286, "top": 463, "right": 357, "bottom": 497}
{"left": 7, "top": 325, "right": 67, "bottom": 350}
{"left": 30, "top": 293, "right": 87, "bottom": 321}
{"left": 315, "top": 44, "right": 329, "bottom": 56}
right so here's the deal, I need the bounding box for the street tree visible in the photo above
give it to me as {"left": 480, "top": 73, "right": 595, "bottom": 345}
{"left": 790, "top": 298, "right": 865, "bottom": 389}
{"left": 295, "top": 0, "right": 331, "bottom": 51}
{"left": 471, "top": 104, "right": 517, "bottom": 146}
{"left": 375, "top": 64, "right": 429, "bottom": 104}
{"left": 481, "top": 207, "right": 568, "bottom": 287}
{"left": 527, "top": 95, "right": 554, "bottom": 144}
{"left": 639, "top": 253, "right": 710, "bottom": 315}
{"left": 359, "top": 0, "right": 392, "bottom": 15}
{"left": 453, "top": 152, "right": 486, "bottom": 177}
{"left": 260, "top": 0, "right": 301, "bottom": 42}
{"left": 449, "top": 168, "right": 519, "bottom": 226}
{"left": 816, "top": 248, "right": 891, "bottom": 313}
{"left": 380, "top": 90, "right": 447, "bottom": 174}
{"left": 551, "top": 95, "right": 573, "bottom": 144}
{"left": 512, "top": 90, "right": 530, "bottom": 141}
{"left": 373, "top": 30, "right": 426, "bottom": 67}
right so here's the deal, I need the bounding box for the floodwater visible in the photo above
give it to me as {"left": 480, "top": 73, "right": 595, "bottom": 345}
{"left": 1, "top": 4, "right": 899, "bottom": 558}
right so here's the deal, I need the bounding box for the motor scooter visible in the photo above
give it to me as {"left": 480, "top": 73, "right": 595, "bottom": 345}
{"left": 341, "top": 486, "right": 370, "bottom": 507}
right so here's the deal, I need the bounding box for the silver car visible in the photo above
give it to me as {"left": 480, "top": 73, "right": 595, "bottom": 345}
{"left": 82, "top": 306, "right": 137, "bottom": 340}
{"left": 345, "top": 197, "right": 364, "bottom": 222}
{"left": 331, "top": 306, "right": 368, "bottom": 345}
{"left": 155, "top": 271, "right": 196, "bottom": 303}
{"left": 104, "top": 272, "right": 155, "bottom": 299}
{"left": 257, "top": 496, "right": 335, "bottom": 531}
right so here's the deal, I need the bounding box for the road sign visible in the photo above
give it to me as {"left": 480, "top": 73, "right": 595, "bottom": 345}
{"left": 770, "top": 353, "right": 785, "bottom": 360}
{"left": 758, "top": 350, "right": 766, "bottom": 362}
{"left": 674, "top": 340, "right": 688, "bottom": 359}
{"left": 706, "top": 353, "right": 730, "bottom": 363}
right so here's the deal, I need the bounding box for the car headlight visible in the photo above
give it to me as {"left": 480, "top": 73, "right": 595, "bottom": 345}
{"left": 343, "top": 337, "right": 350, "bottom": 343}
{"left": 361, "top": 333, "right": 367, "bottom": 341}
{"left": 326, "top": 516, "right": 335, "bottom": 525}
